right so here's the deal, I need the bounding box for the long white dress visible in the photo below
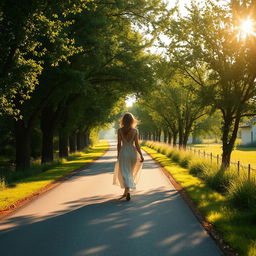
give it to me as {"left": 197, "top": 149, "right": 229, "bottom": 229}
{"left": 113, "top": 129, "right": 143, "bottom": 190}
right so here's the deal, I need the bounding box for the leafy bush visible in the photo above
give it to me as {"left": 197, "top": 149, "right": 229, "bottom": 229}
{"left": 171, "top": 151, "right": 181, "bottom": 163}
{"left": 0, "top": 177, "right": 6, "bottom": 189}
{"left": 145, "top": 141, "right": 193, "bottom": 168}
{"left": 203, "top": 167, "right": 237, "bottom": 193}
{"left": 189, "top": 160, "right": 209, "bottom": 177}
{"left": 228, "top": 178, "right": 256, "bottom": 210}
{"left": 144, "top": 140, "right": 240, "bottom": 194}
{"left": 3, "top": 158, "right": 65, "bottom": 186}
{"left": 180, "top": 155, "right": 192, "bottom": 168}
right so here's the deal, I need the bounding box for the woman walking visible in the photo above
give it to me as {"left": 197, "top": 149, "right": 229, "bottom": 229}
{"left": 113, "top": 112, "right": 144, "bottom": 201}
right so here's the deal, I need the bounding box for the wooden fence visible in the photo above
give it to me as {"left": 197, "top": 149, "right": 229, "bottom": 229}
{"left": 187, "top": 146, "right": 256, "bottom": 179}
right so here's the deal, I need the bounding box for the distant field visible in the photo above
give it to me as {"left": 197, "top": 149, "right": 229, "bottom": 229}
{"left": 189, "top": 144, "right": 256, "bottom": 170}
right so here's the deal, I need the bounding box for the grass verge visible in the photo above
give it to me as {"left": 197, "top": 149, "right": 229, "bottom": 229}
{"left": 0, "top": 141, "right": 109, "bottom": 211}
{"left": 142, "top": 144, "right": 256, "bottom": 256}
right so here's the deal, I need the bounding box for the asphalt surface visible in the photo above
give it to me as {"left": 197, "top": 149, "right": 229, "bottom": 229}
{"left": 0, "top": 141, "right": 223, "bottom": 256}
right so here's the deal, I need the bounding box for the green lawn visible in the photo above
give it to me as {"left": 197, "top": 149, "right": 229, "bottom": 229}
{"left": 0, "top": 141, "right": 109, "bottom": 211}
{"left": 142, "top": 145, "right": 256, "bottom": 256}
{"left": 190, "top": 143, "right": 256, "bottom": 169}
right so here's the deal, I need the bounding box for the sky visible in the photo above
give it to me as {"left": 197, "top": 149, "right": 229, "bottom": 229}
{"left": 125, "top": 95, "right": 136, "bottom": 107}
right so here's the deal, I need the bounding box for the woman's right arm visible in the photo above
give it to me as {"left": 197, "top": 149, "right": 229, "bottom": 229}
{"left": 117, "top": 129, "right": 121, "bottom": 159}
{"left": 134, "top": 129, "right": 144, "bottom": 162}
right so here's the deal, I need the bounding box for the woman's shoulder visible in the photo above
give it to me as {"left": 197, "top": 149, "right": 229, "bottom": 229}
{"left": 132, "top": 128, "right": 138, "bottom": 133}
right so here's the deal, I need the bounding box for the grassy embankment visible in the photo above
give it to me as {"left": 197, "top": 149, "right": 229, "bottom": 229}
{"left": 0, "top": 141, "right": 109, "bottom": 211}
{"left": 142, "top": 141, "right": 256, "bottom": 256}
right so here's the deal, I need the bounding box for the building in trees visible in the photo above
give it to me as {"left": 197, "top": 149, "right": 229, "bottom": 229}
{"left": 240, "top": 117, "right": 256, "bottom": 146}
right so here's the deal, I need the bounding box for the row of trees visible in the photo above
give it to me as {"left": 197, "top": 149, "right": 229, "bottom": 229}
{"left": 0, "top": 0, "right": 169, "bottom": 170}
{"left": 134, "top": 0, "right": 256, "bottom": 168}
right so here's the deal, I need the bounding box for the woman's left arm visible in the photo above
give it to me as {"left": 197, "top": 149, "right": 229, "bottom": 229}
{"left": 134, "top": 129, "right": 144, "bottom": 162}
{"left": 117, "top": 129, "right": 121, "bottom": 159}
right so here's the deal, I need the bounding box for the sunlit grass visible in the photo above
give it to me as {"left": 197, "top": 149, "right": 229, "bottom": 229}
{"left": 142, "top": 145, "right": 256, "bottom": 256}
{"left": 190, "top": 143, "right": 256, "bottom": 169}
{"left": 0, "top": 141, "right": 109, "bottom": 211}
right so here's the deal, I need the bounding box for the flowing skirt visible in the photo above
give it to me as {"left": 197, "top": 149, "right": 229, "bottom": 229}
{"left": 113, "top": 144, "right": 143, "bottom": 189}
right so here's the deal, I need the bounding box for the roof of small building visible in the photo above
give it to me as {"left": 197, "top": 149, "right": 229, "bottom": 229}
{"left": 240, "top": 116, "right": 256, "bottom": 129}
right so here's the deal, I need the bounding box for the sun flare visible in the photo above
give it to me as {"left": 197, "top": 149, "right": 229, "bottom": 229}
{"left": 239, "top": 18, "right": 256, "bottom": 39}
{"left": 241, "top": 19, "right": 254, "bottom": 33}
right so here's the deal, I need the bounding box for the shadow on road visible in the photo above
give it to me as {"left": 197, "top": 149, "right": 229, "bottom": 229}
{"left": 0, "top": 188, "right": 221, "bottom": 256}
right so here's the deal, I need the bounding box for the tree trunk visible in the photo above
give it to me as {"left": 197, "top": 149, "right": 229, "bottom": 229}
{"left": 168, "top": 131, "right": 172, "bottom": 144}
{"left": 183, "top": 124, "right": 192, "bottom": 149}
{"left": 192, "top": 133, "right": 197, "bottom": 144}
{"left": 81, "top": 133, "right": 86, "bottom": 149}
{"left": 221, "top": 144, "right": 233, "bottom": 169}
{"left": 178, "top": 118, "right": 184, "bottom": 148}
{"left": 221, "top": 115, "right": 240, "bottom": 168}
{"left": 69, "top": 133, "right": 77, "bottom": 153}
{"left": 158, "top": 129, "right": 161, "bottom": 142}
{"left": 59, "top": 131, "right": 69, "bottom": 158}
{"left": 41, "top": 129, "right": 54, "bottom": 163}
{"left": 163, "top": 130, "right": 167, "bottom": 143}
{"left": 41, "top": 107, "right": 55, "bottom": 163}
{"left": 183, "top": 134, "right": 189, "bottom": 149}
{"left": 178, "top": 131, "right": 183, "bottom": 148}
{"left": 15, "top": 120, "right": 32, "bottom": 170}
{"left": 84, "top": 130, "right": 90, "bottom": 147}
{"left": 76, "top": 131, "right": 83, "bottom": 151}
{"left": 173, "top": 131, "right": 178, "bottom": 147}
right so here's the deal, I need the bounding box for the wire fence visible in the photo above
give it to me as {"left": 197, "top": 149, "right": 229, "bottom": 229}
{"left": 186, "top": 146, "right": 256, "bottom": 179}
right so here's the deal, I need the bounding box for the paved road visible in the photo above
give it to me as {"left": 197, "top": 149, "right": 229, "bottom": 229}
{"left": 0, "top": 141, "right": 222, "bottom": 256}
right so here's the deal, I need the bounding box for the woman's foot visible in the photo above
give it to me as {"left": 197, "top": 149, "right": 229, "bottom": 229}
{"left": 118, "top": 194, "right": 126, "bottom": 200}
{"left": 126, "top": 193, "right": 131, "bottom": 201}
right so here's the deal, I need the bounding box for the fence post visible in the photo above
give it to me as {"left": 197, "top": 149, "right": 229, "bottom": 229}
{"left": 217, "top": 155, "right": 219, "bottom": 165}
{"left": 237, "top": 161, "right": 240, "bottom": 175}
{"left": 248, "top": 164, "right": 251, "bottom": 180}
{"left": 210, "top": 153, "right": 212, "bottom": 163}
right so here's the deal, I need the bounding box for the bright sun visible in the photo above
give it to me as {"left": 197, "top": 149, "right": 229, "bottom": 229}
{"left": 239, "top": 18, "right": 255, "bottom": 39}
{"left": 241, "top": 19, "right": 254, "bottom": 33}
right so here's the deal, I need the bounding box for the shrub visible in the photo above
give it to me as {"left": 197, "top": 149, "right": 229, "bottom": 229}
{"left": 0, "top": 177, "right": 6, "bottom": 189}
{"left": 228, "top": 178, "right": 256, "bottom": 210}
{"left": 171, "top": 151, "right": 181, "bottom": 163}
{"left": 159, "top": 145, "right": 168, "bottom": 154}
{"left": 166, "top": 149, "right": 174, "bottom": 158}
{"left": 144, "top": 140, "right": 239, "bottom": 194}
{"left": 203, "top": 167, "right": 237, "bottom": 193}
{"left": 180, "top": 155, "right": 192, "bottom": 168}
{"left": 189, "top": 160, "right": 209, "bottom": 177}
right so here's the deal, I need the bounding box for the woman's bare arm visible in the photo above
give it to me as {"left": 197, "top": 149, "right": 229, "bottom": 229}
{"left": 117, "top": 129, "right": 121, "bottom": 159}
{"left": 134, "top": 129, "right": 144, "bottom": 162}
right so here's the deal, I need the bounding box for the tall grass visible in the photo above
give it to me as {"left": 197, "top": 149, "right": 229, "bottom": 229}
{"left": 142, "top": 142, "right": 256, "bottom": 255}
{"left": 228, "top": 176, "right": 256, "bottom": 210}
{"left": 143, "top": 140, "right": 256, "bottom": 210}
